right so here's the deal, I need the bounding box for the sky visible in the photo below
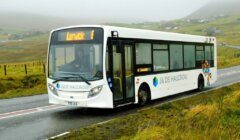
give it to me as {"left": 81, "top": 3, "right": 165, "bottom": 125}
{"left": 0, "top": 0, "right": 212, "bottom": 22}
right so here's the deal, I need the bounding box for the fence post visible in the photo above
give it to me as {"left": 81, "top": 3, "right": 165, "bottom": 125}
{"left": 4, "top": 65, "right": 7, "bottom": 76}
{"left": 24, "top": 64, "right": 28, "bottom": 75}
{"left": 43, "top": 63, "right": 46, "bottom": 74}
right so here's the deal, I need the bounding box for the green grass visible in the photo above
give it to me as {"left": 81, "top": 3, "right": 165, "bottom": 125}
{"left": 0, "top": 74, "right": 47, "bottom": 99}
{"left": 177, "top": 15, "right": 240, "bottom": 45}
{"left": 0, "top": 33, "right": 48, "bottom": 63}
{"left": 218, "top": 46, "right": 240, "bottom": 68}
{"left": 57, "top": 83, "right": 240, "bottom": 140}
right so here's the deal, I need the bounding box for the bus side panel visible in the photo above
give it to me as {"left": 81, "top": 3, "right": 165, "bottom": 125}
{"left": 134, "top": 68, "right": 217, "bottom": 102}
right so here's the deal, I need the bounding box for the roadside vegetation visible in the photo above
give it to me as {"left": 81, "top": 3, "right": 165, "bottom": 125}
{"left": 57, "top": 83, "right": 240, "bottom": 140}
{"left": 0, "top": 74, "right": 46, "bottom": 99}
{"left": 0, "top": 61, "right": 47, "bottom": 99}
{"left": 218, "top": 46, "right": 240, "bottom": 68}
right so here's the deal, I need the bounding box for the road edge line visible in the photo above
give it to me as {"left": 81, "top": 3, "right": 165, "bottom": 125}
{"left": 49, "top": 132, "right": 70, "bottom": 139}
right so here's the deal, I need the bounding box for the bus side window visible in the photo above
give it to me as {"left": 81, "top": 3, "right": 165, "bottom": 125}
{"left": 205, "top": 46, "right": 211, "bottom": 66}
{"left": 184, "top": 45, "right": 195, "bottom": 69}
{"left": 135, "top": 43, "right": 152, "bottom": 65}
{"left": 153, "top": 44, "right": 169, "bottom": 72}
{"left": 170, "top": 44, "right": 183, "bottom": 70}
{"left": 196, "top": 46, "right": 204, "bottom": 68}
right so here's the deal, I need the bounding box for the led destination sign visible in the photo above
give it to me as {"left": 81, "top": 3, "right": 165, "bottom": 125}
{"left": 51, "top": 28, "right": 103, "bottom": 44}
{"left": 58, "top": 30, "right": 95, "bottom": 41}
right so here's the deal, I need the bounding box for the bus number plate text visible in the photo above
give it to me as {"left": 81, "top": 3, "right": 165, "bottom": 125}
{"left": 67, "top": 101, "right": 78, "bottom": 106}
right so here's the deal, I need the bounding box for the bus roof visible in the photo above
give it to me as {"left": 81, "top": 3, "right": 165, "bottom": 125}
{"left": 51, "top": 25, "right": 216, "bottom": 44}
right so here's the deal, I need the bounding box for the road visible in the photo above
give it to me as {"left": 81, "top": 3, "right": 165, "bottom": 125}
{"left": 0, "top": 65, "right": 240, "bottom": 140}
{"left": 227, "top": 45, "right": 240, "bottom": 50}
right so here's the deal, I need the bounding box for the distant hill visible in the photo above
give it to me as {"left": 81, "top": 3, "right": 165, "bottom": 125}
{"left": 187, "top": 0, "right": 240, "bottom": 19}
{"left": 1, "top": 3, "right": 240, "bottom": 64}
{"left": 0, "top": 11, "right": 94, "bottom": 30}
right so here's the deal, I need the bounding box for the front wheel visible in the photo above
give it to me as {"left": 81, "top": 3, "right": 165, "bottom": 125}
{"left": 138, "top": 89, "right": 149, "bottom": 106}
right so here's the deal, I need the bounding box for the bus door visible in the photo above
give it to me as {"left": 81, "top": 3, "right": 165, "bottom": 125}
{"left": 110, "top": 40, "right": 135, "bottom": 106}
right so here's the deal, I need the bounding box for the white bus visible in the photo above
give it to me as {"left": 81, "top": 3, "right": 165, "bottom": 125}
{"left": 47, "top": 25, "right": 217, "bottom": 108}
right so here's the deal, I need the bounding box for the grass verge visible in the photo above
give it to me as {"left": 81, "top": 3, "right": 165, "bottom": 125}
{"left": 0, "top": 74, "right": 47, "bottom": 99}
{"left": 218, "top": 46, "right": 240, "bottom": 69}
{"left": 57, "top": 83, "right": 240, "bottom": 140}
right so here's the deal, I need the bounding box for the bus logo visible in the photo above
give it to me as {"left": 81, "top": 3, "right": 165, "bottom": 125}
{"left": 153, "top": 77, "right": 158, "bottom": 87}
{"left": 56, "top": 83, "right": 60, "bottom": 89}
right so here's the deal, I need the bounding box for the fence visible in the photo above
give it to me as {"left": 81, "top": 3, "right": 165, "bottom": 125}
{"left": 0, "top": 61, "right": 46, "bottom": 76}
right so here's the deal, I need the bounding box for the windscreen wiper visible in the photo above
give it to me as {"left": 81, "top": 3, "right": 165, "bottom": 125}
{"left": 93, "top": 71, "right": 103, "bottom": 79}
{"left": 76, "top": 75, "right": 91, "bottom": 85}
{"left": 52, "top": 77, "right": 71, "bottom": 84}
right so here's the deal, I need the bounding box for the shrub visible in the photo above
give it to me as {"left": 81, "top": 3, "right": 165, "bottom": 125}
{"left": 21, "top": 75, "right": 45, "bottom": 88}
{"left": 0, "top": 74, "right": 46, "bottom": 95}
{"left": 0, "top": 82, "right": 6, "bottom": 93}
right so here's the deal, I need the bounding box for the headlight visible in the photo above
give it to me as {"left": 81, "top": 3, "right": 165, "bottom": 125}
{"left": 48, "top": 83, "right": 58, "bottom": 96}
{"left": 88, "top": 85, "right": 103, "bottom": 98}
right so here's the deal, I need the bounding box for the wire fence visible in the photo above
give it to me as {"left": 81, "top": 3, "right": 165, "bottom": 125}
{"left": 0, "top": 61, "right": 46, "bottom": 76}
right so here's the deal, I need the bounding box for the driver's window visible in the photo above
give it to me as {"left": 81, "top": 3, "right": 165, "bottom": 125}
{"left": 55, "top": 46, "right": 75, "bottom": 72}
{"left": 55, "top": 47, "right": 65, "bottom": 71}
{"left": 66, "top": 47, "right": 75, "bottom": 63}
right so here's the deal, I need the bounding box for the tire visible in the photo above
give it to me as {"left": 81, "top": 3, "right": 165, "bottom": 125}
{"left": 138, "top": 88, "right": 149, "bottom": 106}
{"left": 197, "top": 75, "right": 204, "bottom": 91}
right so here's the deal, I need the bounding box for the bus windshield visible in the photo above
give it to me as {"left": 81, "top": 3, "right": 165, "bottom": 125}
{"left": 48, "top": 27, "right": 104, "bottom": 81}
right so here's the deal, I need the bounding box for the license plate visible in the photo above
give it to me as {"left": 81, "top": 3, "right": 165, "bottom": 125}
{"left": 67, "top": 101, "right": 78, "bottom": 106}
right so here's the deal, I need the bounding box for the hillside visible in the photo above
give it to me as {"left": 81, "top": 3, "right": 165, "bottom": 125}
{"left": 0, "top": 33, "right": 49, "bottom": 63}
{"left": 187, "top": 0, "right": 240, "bottom": 19}
{"left": 1, "top": 14, "right": 240, "bottom": 64}
{"left": 1, "top": 11, "right": 240, "bottom": 64}
{"left": 0, "top": 12, "right": 84, "bottom": 30}
{"left": 109, "top": 14, "right": 240, "bottom": 45}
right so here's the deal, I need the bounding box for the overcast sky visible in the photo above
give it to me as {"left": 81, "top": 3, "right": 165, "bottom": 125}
{"left": 0, "top": 0, "right": 212, "bottom": 22}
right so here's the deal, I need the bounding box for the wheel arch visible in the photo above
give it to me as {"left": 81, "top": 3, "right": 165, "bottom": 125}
{"left": 197, "top": 73, "right": 205, "bottom": 90}
{"left": 198, "top": 74, "right": 204, "bottom": 83}
{"left": 138, "top": 82, "right": 151, "bottom": 100}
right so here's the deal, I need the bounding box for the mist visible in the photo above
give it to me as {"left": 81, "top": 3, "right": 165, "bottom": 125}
{"left": 0, "top": 0, "right": 211, "bottom": 22}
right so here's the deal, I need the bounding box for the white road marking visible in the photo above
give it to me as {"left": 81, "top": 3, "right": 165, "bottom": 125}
{"left": 49, "top": 132, "right": 70, "bottom": 139}
{"left": 96, "top": 120, "right": 111, "bottom": 125}
{"left": 0, "top": 105, "right": 65, "bottom": 120}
